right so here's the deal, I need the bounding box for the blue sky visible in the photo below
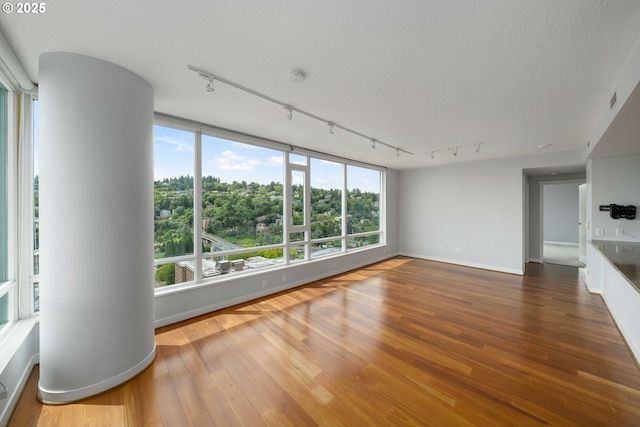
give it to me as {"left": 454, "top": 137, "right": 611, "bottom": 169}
{"left": 32, "top": 110, "right": 379, "bottom": 193}
{"left": 154, "top": 125, "right": 380, "bottom": 192}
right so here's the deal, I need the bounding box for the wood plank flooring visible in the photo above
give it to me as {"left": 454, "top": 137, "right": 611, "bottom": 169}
{"left": 9, "top": 257, "right": 640, "bottom": 426}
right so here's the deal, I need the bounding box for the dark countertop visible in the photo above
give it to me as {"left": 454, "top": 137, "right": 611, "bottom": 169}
{"left": 591, "top": 240, "right": 640, "bottom": 292}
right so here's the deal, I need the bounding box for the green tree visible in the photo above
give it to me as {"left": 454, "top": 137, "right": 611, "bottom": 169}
{"left": 155, "top": 263, "right": 175, "bottom": 285}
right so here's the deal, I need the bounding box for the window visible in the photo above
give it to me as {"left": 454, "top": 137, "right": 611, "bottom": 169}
{"left": 0, "top": 293, "right": 8, "bottom": 330}
{"left": 200, "top": 135, "right": 285, "bottom": 278}
{"left": 347, "top": 165, "right": 381, "bottom": 249}
{"left": 310, "top": 158, "right": 343, "bottom": 258}
{"left": 153, "top": 118, "right": 384, "bottom": 288}
{"left": 32, "top": 99, "right": 39, "bottom": 311}
{"left": 0, "top": 85, "right": 7, "bottom": 284}
{"left": 0, "top": 84, "right": 11, "bottom": 332}
{"left": 153, "top": 125, "right": 194, "bottom": 287}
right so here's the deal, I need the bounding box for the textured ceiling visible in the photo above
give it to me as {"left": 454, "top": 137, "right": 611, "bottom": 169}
{"left": 2, "top": 0, "right": 640, "bottom": 169}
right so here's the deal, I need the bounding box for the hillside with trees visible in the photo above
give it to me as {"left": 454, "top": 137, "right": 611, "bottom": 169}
{"left": 154, "top": 175, "right": 380, "bottom": 259}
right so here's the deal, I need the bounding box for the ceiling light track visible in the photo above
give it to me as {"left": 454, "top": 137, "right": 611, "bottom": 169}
{"left": 188, "top": 65, "right": 413, "bottom": 156}
{"left": 420, "top": 142, "right": 485, "bottom": 159}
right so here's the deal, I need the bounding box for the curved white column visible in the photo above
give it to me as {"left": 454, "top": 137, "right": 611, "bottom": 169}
{"left": 38, "top": 53, "right": 155, "bottom": 403}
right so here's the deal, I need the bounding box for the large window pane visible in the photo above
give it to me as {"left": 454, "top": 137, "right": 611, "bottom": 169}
{"left": 154, "top": 125, "right": 195, "bottom": 259}
{"left": 201, "top": 135, "right": 283, "bottom": 250}
{"left": 0, "top": 85, "right": 7, "bottom": 282}
{"left": 310, "top": 158, "right": 342, "bottom": 239}
{"left": 347, "top": 165, "right": 381, "bottom": 248}
{"left": 155, "top": 262, "right": 193, "bottom": 287}
{"left": 0, "top": 292, "right": 8, "bottom": 329}
{"left": 291, "top": 170, "right": 305, "bottom": 226}
{"left": 33, "top": 99, "right": 39, "bottom": 276}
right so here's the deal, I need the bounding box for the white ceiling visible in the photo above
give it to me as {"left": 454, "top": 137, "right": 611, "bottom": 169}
{"left": 2, "top": 0, "right": 640, "bottom": 170}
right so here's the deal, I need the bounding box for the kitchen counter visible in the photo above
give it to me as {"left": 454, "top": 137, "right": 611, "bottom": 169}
{"left": 591, "top": 240, "right": 640, "bottom": 293}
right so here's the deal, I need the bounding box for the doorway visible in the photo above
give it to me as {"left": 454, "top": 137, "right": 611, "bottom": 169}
{"left": 541, "top": 181, "right": 586, "bottom": 267}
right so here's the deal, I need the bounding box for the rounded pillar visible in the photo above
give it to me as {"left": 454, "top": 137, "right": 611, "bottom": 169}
{"left": 38, "top": 52, "right": 155, "bottom": 403}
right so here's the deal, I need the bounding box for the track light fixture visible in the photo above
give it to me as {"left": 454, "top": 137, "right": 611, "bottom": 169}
{"left": 284, "top": 105, "right": 293, "bottom": 121}
{"left": 188, "top": 65, "right": 412, "bottom": 158}
{"left": 450, "top": 147, "right": 458, "bottom": 157}
{"left": 430, "top": 151, "right": 435, "bottom": 159}
{"left": 474, "top": 142, "right": 483, "bottom": 153}
{"left": 205, "top": 78, "right": 214, "bottom": 92}
{"left": 371, "top": 139, "right": 376, "bottom": 149}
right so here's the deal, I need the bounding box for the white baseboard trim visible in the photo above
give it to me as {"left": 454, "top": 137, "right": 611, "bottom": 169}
{"left": 37, "top": 346, "right": 156, "bottom": 404}
{"left": 583, "top": 275, "right": 600, "bottom": 294}
{"left": 399, "top": 252, "right": 524, "bottom": 276}
{"left": 544, "top": 241, "right": 579, "bottom": 246}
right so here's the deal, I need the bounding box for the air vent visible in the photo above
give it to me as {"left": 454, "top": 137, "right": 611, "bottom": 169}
{"left": 610, "top": 91, "right": 617, "bottom": 110}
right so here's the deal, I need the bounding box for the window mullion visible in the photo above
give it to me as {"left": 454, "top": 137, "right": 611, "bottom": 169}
{"left": 194, "top": 130, "right": 202, "bottom": 283}
{"left": 341, "top": 163, "right": 347, "bottom": 253}
{"left": 283, "top": 152, "right": 291, "bottom": 265}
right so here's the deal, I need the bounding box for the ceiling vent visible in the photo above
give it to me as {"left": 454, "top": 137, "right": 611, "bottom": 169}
{"left": 610, "top": 91, "right": 617, "bottom": 110}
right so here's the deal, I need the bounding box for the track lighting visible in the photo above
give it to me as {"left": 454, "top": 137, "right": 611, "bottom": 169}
{"left": 474, "top": 142, "right": 483, "bottom": 153}
{"left": 430, "top": 151, "right": 435, "bottom": 159}
{"left": 205, "top": 78, "right": 214, "bottom": 92}
{"left": 284, "top": 105, "right": 293, "bottom": 121}
{"left": 188, "top": 65, "right": 411, "bottom": 157}
{"left": 449, "top": 147, "right": 458, "bottom": 157}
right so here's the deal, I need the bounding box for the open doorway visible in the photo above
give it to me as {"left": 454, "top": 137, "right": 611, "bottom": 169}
{"left": 541, "top": 181, "right": 586, "bottom": 267}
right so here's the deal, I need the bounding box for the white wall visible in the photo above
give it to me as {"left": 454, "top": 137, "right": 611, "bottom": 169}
{"left": 398, "top": 149, "right": 584, "bottom": 275}
{"left": 543, "top": 183, "right": 580, "bottom": 243}
{"left": 584, "top": 154, "right": 640, "bottom": 364}
{"left": 590, "top": 154, "right": 640, "bottom": 241}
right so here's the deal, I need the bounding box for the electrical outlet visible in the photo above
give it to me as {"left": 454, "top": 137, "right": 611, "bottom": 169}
{"left": 616, "top": 228, "right": 623, "bottom": 236}
{"left": 282, "top": 274, "right": 287, "bottom": 282}
{"left": 262, "top": 279, "right": 267, "bottom": 288}
{"left": 596, "top": 228, "right": 604, "bottom": 236}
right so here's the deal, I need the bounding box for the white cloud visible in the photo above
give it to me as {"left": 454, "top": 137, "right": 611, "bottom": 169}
{"left": 155, "top": 135, "right": 194, "bottom": 153}
{"left": 212, "top": 150, "right": 260, "bottom": 171}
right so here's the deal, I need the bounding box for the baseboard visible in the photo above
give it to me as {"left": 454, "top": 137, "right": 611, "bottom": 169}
{"left": 544, "top": 241, "right": 579, "bottom": 246}
{"left": 37, "top": 346, "right": 156, "bottom": 404}
{"left": 399, "top": 252, "right": 524, "bottom": 275}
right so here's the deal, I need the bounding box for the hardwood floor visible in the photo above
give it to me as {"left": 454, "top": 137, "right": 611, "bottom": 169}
{"left": 9, "top": 257, "right": 640, "bottom": 426}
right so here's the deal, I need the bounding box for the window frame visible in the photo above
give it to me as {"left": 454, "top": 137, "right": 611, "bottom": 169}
{"left": 153, "top": 114, "right": 386, "bottom": 292}
{"left": 0, "top": 80, "right": 18, "bottom": 337}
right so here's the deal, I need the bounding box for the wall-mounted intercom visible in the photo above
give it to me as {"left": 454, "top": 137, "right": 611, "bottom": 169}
{"left": 599, "top": 204, "right": 636, "bottom": 220}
